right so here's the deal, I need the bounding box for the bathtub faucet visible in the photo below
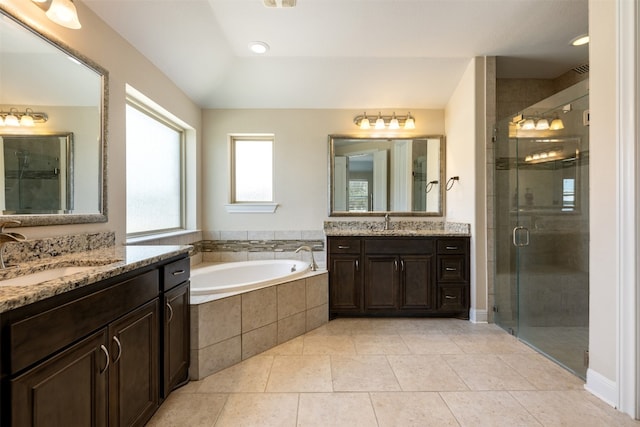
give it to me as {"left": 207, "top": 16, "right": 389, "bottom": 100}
{"left": 295, "top": 245, "right": 318, "bottom": 271}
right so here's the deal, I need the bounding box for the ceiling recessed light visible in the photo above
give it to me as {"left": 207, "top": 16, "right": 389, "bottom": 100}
{"left": 571, "top": 34, "right": 589, "bottom": 46}
{"left": 248, "top": 41, "right": 270, "bottom": 54}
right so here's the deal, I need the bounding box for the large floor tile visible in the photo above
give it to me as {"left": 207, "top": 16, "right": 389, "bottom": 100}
{"left": 387, "top": 354, "right": 469, "bottom": 391}
{"left": 353, "top": 334, "right": 411, "bottom": 355}
{"left": 370, "top": 391, "right": 459, "bottom": 426}
{"left": 215, "top": 393, "right": 299, "bottom": 427}
{"left": 297, "top": 393, "right": 378, "bottom": 427}
{"left": 441, "top": 391, "right": 543, "bottom": 426}
{"left": 146, "top": 392, "right": 228, "bottom": 427}
{"left": 451, "top": 333, "right": 534, "bottom": 354}
{"left": 401, "top": 333, "right": 464, "bottom": 354}
{"left": 446, "top": 354, "right": 537, "bottom": 391}
{"left": 302, "top": 334, "right": 356, "bottom": 355}
{"left": 266, "top": 355, "right": 333, "bottom": 392}
{"left": 261, "top": 335, "right": 304, "bottom": 356}
{"left": 331, "top": 355, "right": 401, "bottom": 391}
{"left": 498, "top": 353, "right": 585, "bottom": 390}
{"left": 511, "top": 390, "right": 640, "bottom": 426}
{"left": 196, "top": 355, "right": 274, "bottom": 393}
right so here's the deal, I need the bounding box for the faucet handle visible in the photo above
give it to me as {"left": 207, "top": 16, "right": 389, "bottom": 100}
{"left": 0, "top": 220, "right": 21, "bottom": 233}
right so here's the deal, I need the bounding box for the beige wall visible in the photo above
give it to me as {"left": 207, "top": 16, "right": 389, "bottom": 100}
{"left": 1, "top": 0, "right": 202, "bottom": 244}
{"left": 587, "top": 0, "right": 618, "bottom": 385}
{"left": 201, "top": 109, "right": 446, "bottom": 232}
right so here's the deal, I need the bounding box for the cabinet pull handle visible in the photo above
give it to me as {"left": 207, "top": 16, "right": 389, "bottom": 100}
{"left": 112, "top": 336, "right": 122, "bottom": 364}
{"left": 446, "top": 246, "right": 458, "bottom": 250}
{"left": 394, "top": 259, "right": 398, "bottom": 271}
{"left": 445, "top": 295, "right": 457, "bottom": 300}
{"left": 172, "top": 269, "right": 186, "bottom": 276}
{"left": 400, "top": 260, "right": 405, "bottom": 271}
{"left": 338, "top": 245, "right": 350, "bottom": 249}
{"left": 445, "top": 267, "right": 457, "bottom": 271}
{"left": 99, "top": 345, "right": 109, "bottom": 374}
{"left": 355, "top": 260, "right": 359, "bottom": 271}
{"left": 167, "top": 301, "right": 174, "bottom": 323}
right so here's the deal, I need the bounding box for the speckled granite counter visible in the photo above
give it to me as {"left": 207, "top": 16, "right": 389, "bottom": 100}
{"left": 0, "top": 244, "right": 191, "bottom": 313}
{"left": 323, "top": 220, "right": 470, "bottom": 236}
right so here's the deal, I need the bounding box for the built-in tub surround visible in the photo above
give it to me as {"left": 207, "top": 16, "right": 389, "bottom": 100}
{"left": 324, "top": 220, "right": 471, "bottom": 236}
{"left": 190, "top": 268, "right": 328, "bottom": 380}
{"left": 0, "top": 231, "right": 191, "bottom": 312}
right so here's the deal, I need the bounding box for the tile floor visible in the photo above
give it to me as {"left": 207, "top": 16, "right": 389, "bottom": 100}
{"left": 148, "top": 318, "right": 639, "bottom": 426}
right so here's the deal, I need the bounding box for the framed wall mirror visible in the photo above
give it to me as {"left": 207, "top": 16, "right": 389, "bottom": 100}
{"left": 329, "top": 135, "right": 445, "bottom": 216}
{"left": 0, "top": 6, "right": 107, "bottom": 226}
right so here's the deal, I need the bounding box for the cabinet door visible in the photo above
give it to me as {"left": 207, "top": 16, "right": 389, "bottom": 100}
{"left": 329, "top": 254, "right": 362, "bottom": 313}
{"left": 163, "top": 281, "right": 190, "bottom": 397}
{"left": 12, "top": 329, "right": 109, "bottom": 427}
{"left": 109, "top": 299, "right": 159, "bottom": 427}
{"left": 364, "top": 255, "right": 398, "bottom": 310}
{"left": 399, "top": 255, "right": 435, "bottom": 310}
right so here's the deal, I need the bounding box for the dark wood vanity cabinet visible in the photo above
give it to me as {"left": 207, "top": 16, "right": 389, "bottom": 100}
{"left": 161, "top": 257, "right": 190, "bottom": 398}
{"left": 328, "top": 236, "right": 469, "bottom": 318}
{"left": 1, "top": 253, "right": 191, "bottom": 427}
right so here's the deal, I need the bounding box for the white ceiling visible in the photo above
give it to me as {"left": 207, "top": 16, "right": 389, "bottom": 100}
{"left": 83, "top": 0, "right": 589, "bottom": 109}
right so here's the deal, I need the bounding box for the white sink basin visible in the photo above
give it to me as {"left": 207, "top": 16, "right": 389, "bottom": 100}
{"left": 0, "top": 266, "right": 96, "bottom": 287}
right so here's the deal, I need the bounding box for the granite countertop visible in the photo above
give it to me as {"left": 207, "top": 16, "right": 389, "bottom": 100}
{"left": 323, "top": 220, "right": 471, "bottom": 237}
{"left": 325, "top": 229, "right": 470, "bottom": 237}
{"left": 0, "top": 245, "right": 191, "bottom": 313}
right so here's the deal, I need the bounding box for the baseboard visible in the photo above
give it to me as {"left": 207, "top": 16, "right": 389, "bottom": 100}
{"left": 585, "top": 368, "right": 618, "bottom": 408}
{"left": 469, "top": 308, "right": 488, "bottom": 324}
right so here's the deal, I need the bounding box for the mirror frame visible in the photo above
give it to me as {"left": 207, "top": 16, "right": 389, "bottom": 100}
{"left": 328, "top": 134, "right": 446, "bottom": 217}
{"left": 0, "top": 5, "right": 108, "bottom": 226}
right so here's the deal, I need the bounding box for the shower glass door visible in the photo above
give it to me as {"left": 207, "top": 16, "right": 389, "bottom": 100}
{"left": 494, "top": 84, "right": 589, "bottom": 379}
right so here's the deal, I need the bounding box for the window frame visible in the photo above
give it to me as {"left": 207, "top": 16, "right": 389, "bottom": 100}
{"left": 226, "top": 134, "right": 278, "bottom": 213}
{"left": 125, "top": 96, "right": 187, "bottom": 237}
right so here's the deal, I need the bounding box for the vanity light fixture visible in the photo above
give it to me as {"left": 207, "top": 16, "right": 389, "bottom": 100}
{"left": 31, "top": 0, "right": 82, "bottom": 29}
{"left": 354, "top": 112, "right": 417, "bottom": 130}
{"left": 359, "top": 113, "right": 371, "bottom": 129}
{"left": 0, "top": 108, "right": 48, "bottom": 127}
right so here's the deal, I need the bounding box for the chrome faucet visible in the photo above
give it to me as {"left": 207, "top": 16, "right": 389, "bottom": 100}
{"left": 0, "top": 220, "right": 27, "bottom": 269}
{"left": 384, "top": 213, "right": 391, "bottom": 230}
{"left": 295, "top": 245, "right": 318, "bottom": 271}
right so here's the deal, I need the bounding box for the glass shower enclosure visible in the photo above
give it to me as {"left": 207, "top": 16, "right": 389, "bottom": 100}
{"left": 494, "top": 81, "right": 589, "bottom": 379}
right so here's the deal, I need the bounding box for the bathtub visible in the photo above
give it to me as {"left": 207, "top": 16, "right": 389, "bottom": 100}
{"left": 190, "top": 259, "right": 311, "bottom": 302}
{"left": 189, "top": 259, "right": 328, "bottom": 380}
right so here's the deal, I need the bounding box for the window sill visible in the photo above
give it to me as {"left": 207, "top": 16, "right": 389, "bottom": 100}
{"left": 224, "top": 203, "right": 279, "bottom": 213}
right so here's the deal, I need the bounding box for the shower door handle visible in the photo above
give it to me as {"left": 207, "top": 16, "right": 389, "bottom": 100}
{"left": 512, "top": 226, "right": 530, "bottom": 247}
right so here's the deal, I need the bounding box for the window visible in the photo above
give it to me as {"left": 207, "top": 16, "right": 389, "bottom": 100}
{"left": 348, "top": 180, "right": 369, "bottom": 212}
{"left": 227, "top": 135, "right": 277, "bottom": 213}
{"left": 126, "top": 99, "right": 185, "bottom": 236}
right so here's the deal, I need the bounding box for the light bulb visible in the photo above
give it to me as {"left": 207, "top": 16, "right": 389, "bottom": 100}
{"left": 5, "top": 111, "right": 19, "bottom": 126}
{"left": 536, "top": 119, "right": 550, "bottom": 130}
{"left": 20, "top": 114, "right": 34, "bottom": 126}
{"left": 375, "top": 113, "right": 385, "bottom": 129}
{"left": 46, "top": 0, "right": 82, "bottom": 29}
{"left": 404, "top": 114, "right": 415, "bottom": 129}
{"left": 550, "top": 118, "right": 564, "bottom": 130}
{"left": 360, "top": 116, "right": 370, "bottom": 129}
{"left": 389, "top": 113, "right": 399, "bottom": 129}
{"left": 521, "top": 119, "right": 535, "bottom": 130}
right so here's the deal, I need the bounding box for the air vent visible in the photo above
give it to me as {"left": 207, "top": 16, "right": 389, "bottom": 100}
{"left": 263, "top": 0, "right": 297, "bottom": 7}
{"left": 572, "top": 64, "right": 590, "bottom": 74}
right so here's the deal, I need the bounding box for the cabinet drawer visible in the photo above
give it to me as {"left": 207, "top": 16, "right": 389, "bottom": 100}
{"left": 10, "top": 269, "right": 159, "bottom": 374}
{"left": 437, "top": 286, "right": 468, "bottom": 312}
{"left": 437, "top": 256, "right": 467, "bottom": 282}
{"left": 163, "top": 257, "right": 190, "bottom": 291}
{"left": 328, "top": 238, "right": 361, "bottom": 254}
{"left": 437, "top": 239, "right": 468, "bottom": 254}
{"left": 365, "top": 238, "right": 434, "bottom": 254}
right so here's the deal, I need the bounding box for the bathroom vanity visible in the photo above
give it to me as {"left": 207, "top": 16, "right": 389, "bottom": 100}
{"left": 0, "top": 244, "right": 191, "bottom": 426}
{"left": 326, "top": 222, "right": 470, "bottom": 319}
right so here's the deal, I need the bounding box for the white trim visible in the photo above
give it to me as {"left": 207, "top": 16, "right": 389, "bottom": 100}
{"left": 586, "top": 368, "right": 619, "bottom": 408}
{"left": 617, "top": 0, "right": 639, "bottom": 419}
{"left": 469, "top": 308, "right": 488, "bottom": 324}
{"left": 224, "top": 203, "right": 279, "bottom": 213}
